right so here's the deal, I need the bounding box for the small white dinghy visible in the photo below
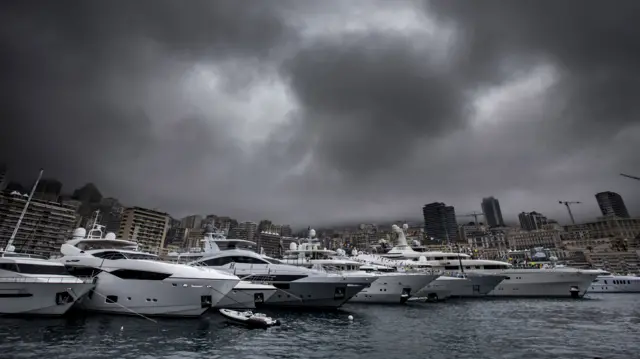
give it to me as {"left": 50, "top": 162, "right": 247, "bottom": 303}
{"left": 219, "top": 309, "right": 281, "bottom": 329}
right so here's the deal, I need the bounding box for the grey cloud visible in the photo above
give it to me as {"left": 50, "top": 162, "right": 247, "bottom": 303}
{"left": 0, "top": 1, "right": 638, "bottom": 227}
{"left": 283, "top": 34, "right": 468, "bottom": 180}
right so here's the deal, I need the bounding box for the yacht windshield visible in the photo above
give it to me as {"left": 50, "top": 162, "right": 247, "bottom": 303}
{"left": 263, "top": 257, "right": 283, "bottom": 264}
{"left": 92, "top": 251, "right": 158, "bottom": 260}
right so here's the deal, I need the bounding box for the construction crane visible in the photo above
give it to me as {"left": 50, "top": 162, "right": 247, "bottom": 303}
{"left": 620, "top": 173, "right": 640, "bottom": 181}
{"left": 558, "top": 201, "right": 581, "bottom": 224}
{"left": 456, "top": 211, "right": 485, "bottom": 226}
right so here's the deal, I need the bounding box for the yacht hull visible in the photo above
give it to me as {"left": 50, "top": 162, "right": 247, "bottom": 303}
{"left": 77, "top": 274, "right": 239, "bottom": 317}
{"left": 485, "top": 269, "right": 601, "bottom": 298}
{"left": 260, "top": 276, "right": 374, "bottom": 309}
{"left": 0, "top": 279, "right": 94, "bottom": 315}
{"left": 588, "top": 276, "right": 640, "bottom": 293}
{"left": 215, "top": 283, "right": 277, "bottom": 309}
{"left": 419, "top": 273, "right": 505, "bottom": 298}
{"left": 348, "top": 273, "right": 439, "bottom": 304}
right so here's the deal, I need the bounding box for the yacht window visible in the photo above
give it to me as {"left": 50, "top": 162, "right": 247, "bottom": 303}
{"left": 92, "top": 251, "right": 128, "bottom": 260}
{"left": 444, "top": 265, "right": 459, "bottom": 270}
{"left": 434, "top": 257, "right": 444, "bottom": 260}
{"left": 232, "top": 256, "right": 267, "bottom": 264}
{"left": 109, "top": 269, "right": 172, "bottom": 281}
{"left": 14, "top": 263, "right": 70, "bottom": 275}
{"left": 483, "top": 265, "right": 505, "bottom": 270}
{"left": 604, "top": 280, "right": 608, "bottom": 284}
{"left": 263, "top": 257, "right": 283, "bottom": 264}
{"left": 199, "top": 256, "right": 234, "bottom": 267}
{"left": 124, "top": 253, "right": 158, "bottom": 260}
{"left": 0, "top": 263, "right": 19, "bottom": 272}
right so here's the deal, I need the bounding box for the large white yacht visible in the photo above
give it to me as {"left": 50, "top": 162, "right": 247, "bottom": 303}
{"left": 57, "top": 222, "right": 240, "bottom": 317}
{"left": 589, "top": 272, "right": 640, "bottom": 293}
{"left": 375, "top": 225, "right": 603, "bottom": 298}
{"left": 180, "top": 229, "right": 377, "bottom": 309}
{"left": 353, "top": 225, "right": 505, "bottom": 300}
{"left": 0, "top": 251, "right": 95, "bottom": 315}
{"left": 0, "top": 168, "right": 95, "bottom": 315}
{"left": 280, "top": 230, "right": 440, "bottom": 304}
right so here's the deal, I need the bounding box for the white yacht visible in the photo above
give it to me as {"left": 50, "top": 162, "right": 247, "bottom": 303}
{"left": 183, "top": 229, "right": 377, "bottom": 309}
{"left": 58, "top": 223, "right": 240, "bottom": 317}
{"left": 210, "top": 281, "right": 277, "bottom": 309}
{"left": 354, "top": 225, "right": 505, "bottom": 300}
{"left": 280, "top": 231, "right": 439, "bottom": 304}
{"left": 589, "top": 273, "right": 640, "bottom": 293}
{"left": 0, "top": 168, "right": 96, "bottom": 315}
{"left": 0, "top": 251, "right": 95, "bottom": 315}
{"left": 377, "top": 225, "right": 603, "bottom": 298}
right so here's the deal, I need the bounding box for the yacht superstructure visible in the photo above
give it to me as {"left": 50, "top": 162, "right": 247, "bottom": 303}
{"left": 58, "top": 222, "right": 240, "bottom": 317}
{"left": 183, "top": 229, "right": 377, "bottom": 309}
{"left": 0, "top": 252, "right": 95, "bottom": 315}
{"left": 373, "top": 224, "right": 603, "bottom": 298}
{"left": 280, "top": 230, "right": 439, "bottom": 304}
{"left": 589, "top": 273, "right": 640, "bottom": 293}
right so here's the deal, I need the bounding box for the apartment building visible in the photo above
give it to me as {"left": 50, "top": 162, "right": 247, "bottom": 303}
{"left": 0, "top": 191, "right": 78, "bottom": 256}
{"left": 117, "top": 206, "right": 170, "bottom": 254}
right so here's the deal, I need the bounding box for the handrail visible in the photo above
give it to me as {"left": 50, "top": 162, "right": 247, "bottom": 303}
{"left": 0, "top": 276, "right": 94, "bottom": 283}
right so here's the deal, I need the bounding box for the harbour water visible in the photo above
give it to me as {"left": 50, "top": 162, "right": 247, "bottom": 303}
{"left": 1, "top": 294, "right": 637, "bottom": 359}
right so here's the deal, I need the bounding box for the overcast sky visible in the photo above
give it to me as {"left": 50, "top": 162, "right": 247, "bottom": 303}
{"left": 1, "top": 1, "right": 638, "bottom": 227}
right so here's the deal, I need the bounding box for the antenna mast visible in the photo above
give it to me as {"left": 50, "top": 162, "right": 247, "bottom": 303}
{"left": 5, "top": 168, "right": 44, "bottom": 252}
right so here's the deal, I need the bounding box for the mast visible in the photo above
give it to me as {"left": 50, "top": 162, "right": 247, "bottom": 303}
{"left": 5, "top": 168, "right": 44, "bottom": 252}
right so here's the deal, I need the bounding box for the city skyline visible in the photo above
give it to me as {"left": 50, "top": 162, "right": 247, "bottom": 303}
{"left": 1, "top": 1, "right": 639, "bottom": 227}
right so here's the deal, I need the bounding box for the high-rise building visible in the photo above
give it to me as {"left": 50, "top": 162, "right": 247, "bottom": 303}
{"left": 518, "top": 211, "right": 548, "bottom": 231}
{"left": 117, "top": 206, "right": 170, "bottom": 254}
{"left": 0, "top": 164, "right": 7, "bottom": 191}
{"left": 422, "top": 202, "right": 458, "bottom": 242}
{"left": 481, "top": 196, "right": 505, "bottom": 227}
{"left": 181, "top": 214, "right": 203, "bottom": 229}
{"left": 595, "top": 191, "right": 630, "bottom": 218}
{"left": 0, "top": 192, "right": 78, "bottom": 256}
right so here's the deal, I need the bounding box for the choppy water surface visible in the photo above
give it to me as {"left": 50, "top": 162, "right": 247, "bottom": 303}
{"left": 1, "top": 294, "right": 638, "bottom": 359}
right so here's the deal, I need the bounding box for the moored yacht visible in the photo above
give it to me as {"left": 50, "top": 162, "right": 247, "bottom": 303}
{"left": 0, "top": 251, "right": 95, "bottom": 315}
{"left": 375, "top": 224, "right": 603, "bottom": 298}
{"left": 183, "top": 228, "right": 377, "bottom": 309}
{"left": 281, "top": 230, "right": 439, "bottom": 304}
{"left": 58, "top": 221, "right": 240, "bottom": 317}
{"left": 589, "top": 272, "right": 640, "bottom": 293}
{"left": 0, "top": 168, "right": 96, "bottom": 315}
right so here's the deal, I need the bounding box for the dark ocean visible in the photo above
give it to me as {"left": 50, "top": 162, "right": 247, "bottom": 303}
{"left": 1, "top": 293, "right": 637, "bottom": 359}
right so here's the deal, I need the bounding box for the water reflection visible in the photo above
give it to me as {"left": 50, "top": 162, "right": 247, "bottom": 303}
{"left": 0, "top": 294, "right": 637, "bottom": 359}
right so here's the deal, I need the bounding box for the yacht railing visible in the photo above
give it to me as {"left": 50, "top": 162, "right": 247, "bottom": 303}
{"left": 0, "top": 276, "right": 96, "bottom": 284}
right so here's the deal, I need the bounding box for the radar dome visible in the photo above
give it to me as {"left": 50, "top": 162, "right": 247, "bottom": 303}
{"left": 6, "top": 244, "right": 15, "bottom": 252}
{"left": 290, "top": 242, "right": 298, "bottom": 250}
{"left": 402, "top": 223, "right": 409, "bottom": 230}
{"left": 309, "top": 229, "right": 316, "bottom": 238}
{"left": 72, "top": 228, "right": 87, "bottom": 238}
{"left": 105, "top": 232, "right": 116, "bottom": 240}
{"left": 418, "top": 255, "right": 427, "bottom": 262}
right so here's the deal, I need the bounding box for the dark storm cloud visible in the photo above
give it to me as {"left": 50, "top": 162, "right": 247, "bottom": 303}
{"left": 428, "top": 0, "right": 640, "bottom": 137}
{"left": 283, "top": 34, "right": 467, "bottom": 179}
{"left": 1, "top": 0, "right": 639, "bottom": 226}
{"left": 0, "top": 1, "right": 290, "bottom": 200}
